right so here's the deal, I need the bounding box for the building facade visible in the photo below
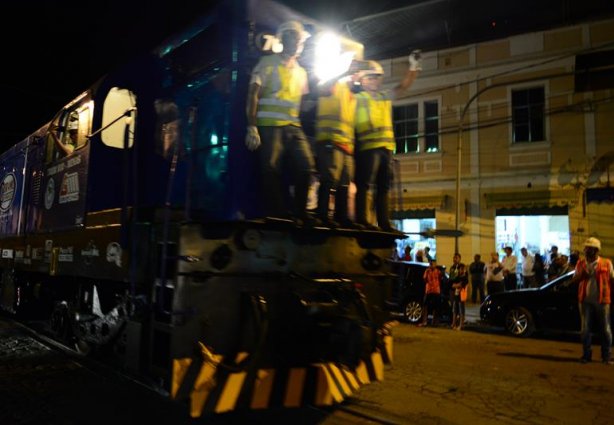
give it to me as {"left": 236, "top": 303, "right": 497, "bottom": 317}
{"left": 382, "top": 17, "right": 614, "bottom": 264}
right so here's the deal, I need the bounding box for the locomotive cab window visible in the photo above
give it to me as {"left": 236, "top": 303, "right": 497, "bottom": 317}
{"left": 46, "top": 101, "right": 92, "bottom": 162}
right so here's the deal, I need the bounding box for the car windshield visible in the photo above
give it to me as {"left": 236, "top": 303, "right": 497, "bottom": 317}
{"left": 539, "top": 270, "right": 575, "bottom": 290}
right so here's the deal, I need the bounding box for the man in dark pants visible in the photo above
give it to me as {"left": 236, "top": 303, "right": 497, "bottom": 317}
{"left": 469, "top": 254, "right": 486, "bottom": 303}
{"left": 314, "top": 67, "right": 359, "bottom": 227}
{"left": 245, "top": 20, "right": 317, "bottom": 225}
{"left": 354, "top": 52, "right": 421, "bottom": 231}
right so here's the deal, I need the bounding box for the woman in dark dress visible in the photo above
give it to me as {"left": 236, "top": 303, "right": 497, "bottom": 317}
{"left": 533, "top": 253, "right": 546, "bottom": 287}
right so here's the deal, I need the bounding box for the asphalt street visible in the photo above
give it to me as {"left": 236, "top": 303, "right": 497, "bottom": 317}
{"left": 1, "top": 306, "right": 612, "bottom": 425}
{"left": 345, "top": 305, "right": 614, "bottom": 425}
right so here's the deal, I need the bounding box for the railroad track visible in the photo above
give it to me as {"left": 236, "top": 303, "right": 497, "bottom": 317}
{"left": 3, "top": 316, "right": 403, "bottom": 425}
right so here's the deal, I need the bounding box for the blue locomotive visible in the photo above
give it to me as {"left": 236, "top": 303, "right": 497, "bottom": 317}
{"left": 0, "top": 0, "right": 400, "bottom": 416}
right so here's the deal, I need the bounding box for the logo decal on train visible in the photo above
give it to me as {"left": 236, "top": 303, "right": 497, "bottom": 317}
{"left": 106, "top": 242, "right": 122, "bottom": 267}
{"left": 44, "top": 178, "right": 55, "bottom": 210}
{"left": 0, "top": 173, "right": 16, "bottom": 213}
{"left": 59, "top": 172, "right": 79, "bottom": 204}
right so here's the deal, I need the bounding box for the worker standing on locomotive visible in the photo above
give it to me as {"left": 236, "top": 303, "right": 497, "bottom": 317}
{"left": 245, "top": 20, "right": 318, "bottom": 226}
{"left": 354, "top": 51, "right": 422, "bottom": 231}
{"left": 314, "top": 58, "right": 362, "bottom": 228}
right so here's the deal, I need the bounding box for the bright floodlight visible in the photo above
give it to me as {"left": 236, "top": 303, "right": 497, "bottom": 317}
{"left": 314, "top": 32, "right": 354, "bottom": 84}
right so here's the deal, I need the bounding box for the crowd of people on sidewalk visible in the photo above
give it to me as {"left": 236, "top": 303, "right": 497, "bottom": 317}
{"left": 397, "top": 243, "right": 582, "bottom": 304}
{"left": 411, "top": 238, "right": 613, "bottom": 365}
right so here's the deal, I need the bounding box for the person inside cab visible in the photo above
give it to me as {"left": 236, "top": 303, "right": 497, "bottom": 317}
{"left": 49, "top": 115, "right": 79, "bottom": 157}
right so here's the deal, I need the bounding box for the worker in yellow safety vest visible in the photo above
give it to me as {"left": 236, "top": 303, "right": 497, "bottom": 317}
{"left": 354, "top": 51, "right": 421, "bottom": 231}
{"left": 314, "top": 64, "right": 361, "bottom": 228}
{"left": 245, "top": 20, "right": 318, "bottom": 226}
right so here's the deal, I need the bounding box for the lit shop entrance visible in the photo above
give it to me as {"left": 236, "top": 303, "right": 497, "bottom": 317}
{"left": 392, "top": 209, "right": 436, "bottom": 261}
{"left": 494, "top": 206, "right": 570, "bottom": 259}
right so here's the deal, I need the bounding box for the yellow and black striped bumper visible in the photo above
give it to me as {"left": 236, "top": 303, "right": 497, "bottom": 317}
{"left": 172, "top": 335, "right": 394, "bottom": 417}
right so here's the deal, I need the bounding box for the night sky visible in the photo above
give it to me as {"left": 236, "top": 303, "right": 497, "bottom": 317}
{"left": 1, "top": 0, "right": 613, "bottom": 150}
{"left": 0, "top": 0, "right": 415, "bottom": 149}
{"left": 1, "top": 1, "right": 216, "bottom": 145}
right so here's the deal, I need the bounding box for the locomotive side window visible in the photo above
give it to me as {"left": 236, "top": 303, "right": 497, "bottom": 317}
{"left": 101, "top": 87, "right": 137, "bottom": 149}
{"left": 46, "top": 101, "right": 92, "bottom": 162}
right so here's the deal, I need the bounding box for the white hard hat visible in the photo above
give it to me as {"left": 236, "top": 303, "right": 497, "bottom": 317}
{"left": 276, "top": 20, "right": 310, "bottom": 42}
{"left": 358, "top": 60, "right": 384, "bottom": 79}
{"left": 584, "top": 237, "right": 601, "bottom": 250}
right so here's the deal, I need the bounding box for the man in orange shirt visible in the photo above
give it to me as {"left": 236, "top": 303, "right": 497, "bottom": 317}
{"left": 572, "top": 237, "right": 613, "bottom": 365}
{"left": 419, "top": 259, "right": 443, "bottom": 327}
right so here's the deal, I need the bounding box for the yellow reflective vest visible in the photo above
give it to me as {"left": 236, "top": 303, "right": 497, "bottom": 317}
{"left": 355, "top": 91, "right": 394, "bottom": 152}
{"left": 254, "top": 55, "right": 307, "bottom": 127}
{"left": 316, "top": 81, "right": 356, "bottom": 153}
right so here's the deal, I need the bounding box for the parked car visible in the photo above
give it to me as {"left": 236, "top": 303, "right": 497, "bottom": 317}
{"left": 387, "top": 261, "right": 451, "bottom": 323}
{"left": 479, "top": 271, "right": 608, "bottom": 337}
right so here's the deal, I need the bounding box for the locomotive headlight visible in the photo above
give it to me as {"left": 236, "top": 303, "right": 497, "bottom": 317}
{"left": 314, "top": 32, "right": 355, "bottom": 84}
{"left": 361, "top": 251, "right": 383, "bottom": 271}
{"left": 210, "top": 244, "right": 233, "bottom": 270}
{"left": 235, "top": 228, "right": 261, "bottom": 251}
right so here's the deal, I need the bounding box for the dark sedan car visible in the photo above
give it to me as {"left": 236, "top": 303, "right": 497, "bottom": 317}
{"left": 480, "top": 271, "right": 591, "bottom": 337}
{"left": 387, "top": 261, "right": 451, "bottom": 323}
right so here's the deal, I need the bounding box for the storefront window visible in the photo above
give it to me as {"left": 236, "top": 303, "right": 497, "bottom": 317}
{"left": 495, "top": 214, "right": 569, "bottom": 259}
{"left": 391, "top": 217, "right": 437, "bottom": 262}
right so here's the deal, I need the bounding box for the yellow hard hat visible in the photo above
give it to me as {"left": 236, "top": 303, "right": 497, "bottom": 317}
{"left": 357, "top": 60, "right": 384, "bottom": 79}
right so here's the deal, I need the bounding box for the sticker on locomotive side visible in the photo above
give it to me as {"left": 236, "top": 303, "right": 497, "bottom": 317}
{"left": 82, "top": 241, "right": 100, "bottom": 266}
{"left": 45, "top": 178, "right": 55, "bottom": 210}
{"left": 106, "top": 242, "right": 122, "bottom": 267}
{"left": 59, "top": 172, "right": 79, "bottom": 204}
{"left": 32, "top": 248, "right": 44, "bottom": 260}
{"left": 81, "top": 241, "right": 100, "bottom": 258}
{"left": 44, "top": 240, "right": 53, "bottom": 263}
{"left": 0, "top": 172, "right": 16, "bottom": 214}
{"left": 47, "top": 155, "right": 82, "bottom": 177}
{"left": 58, "top": 247, "right": 74, "bottom": 262}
